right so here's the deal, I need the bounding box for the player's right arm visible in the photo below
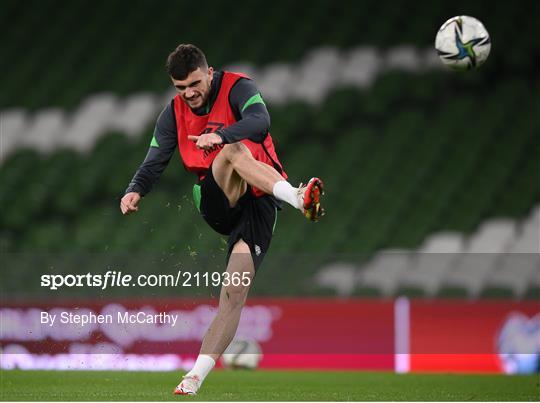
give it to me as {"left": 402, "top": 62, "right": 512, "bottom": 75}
{"left": 120, "top": 191, "right": 141, "bottom": 214}
{"left": 120, "top": 103, "right": 178, "bottom": 215}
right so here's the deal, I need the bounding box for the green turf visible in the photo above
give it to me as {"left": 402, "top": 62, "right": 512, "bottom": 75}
{"left": 1, "top": 370, "right": 538, "bottom": 401}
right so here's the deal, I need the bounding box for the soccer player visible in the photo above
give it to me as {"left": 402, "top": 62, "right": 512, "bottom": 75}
{"left": 120, "top": 44, "right": 324, "bottom": 395}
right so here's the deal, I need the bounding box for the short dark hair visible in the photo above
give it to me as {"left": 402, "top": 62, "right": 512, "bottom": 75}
{"left": 166, "top": 44, "right": 208, "bottom": 80}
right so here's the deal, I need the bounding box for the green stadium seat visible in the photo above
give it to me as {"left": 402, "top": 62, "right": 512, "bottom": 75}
{"left": 479, "top": 287, "right": 516, "bottom": 299}
{"left": 524, "top": 286, "right": 540, "bottom": 300}
{"left": 352, "top": 286, "right": 383, "bottom": 298}
{"left": 395, "top": 286, "right": 427, "bottom": 299}
{"left": 437, "top": 286, "right": 469, "bottom": 299}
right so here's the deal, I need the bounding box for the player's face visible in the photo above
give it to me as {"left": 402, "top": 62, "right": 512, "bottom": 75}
{"left": 171, "top": 67, "right": 213, "bottom": 109}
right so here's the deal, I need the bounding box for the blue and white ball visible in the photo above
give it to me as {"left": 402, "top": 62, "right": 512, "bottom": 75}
{"left": 435, "top": 15, "right": 491, "bottom": 71}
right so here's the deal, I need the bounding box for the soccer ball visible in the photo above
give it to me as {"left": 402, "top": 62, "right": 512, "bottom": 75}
{"left": 435, "top": 15, "right": 491, "bottom": 70}
{"left": 221, "top": 339, "right": 262, "bottom": 370}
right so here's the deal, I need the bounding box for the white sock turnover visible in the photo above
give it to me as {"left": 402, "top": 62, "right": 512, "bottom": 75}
{"left": 185, "top": 354, "right": 215, "bottom": 382}
{"left": 272, "top": 180, "right": 302, "bottom": 210}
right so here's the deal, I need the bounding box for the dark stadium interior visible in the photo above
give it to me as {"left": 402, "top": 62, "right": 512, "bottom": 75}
{"left": 1, "top": 0, "right": 538, "bottom": 300}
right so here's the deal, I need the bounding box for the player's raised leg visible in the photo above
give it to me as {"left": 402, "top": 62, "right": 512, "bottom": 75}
{"left": 174, "top": 240, "right": 255, "bottom": 395}
{"left": 214, "top": 142, "right": 325, "bottom": 220}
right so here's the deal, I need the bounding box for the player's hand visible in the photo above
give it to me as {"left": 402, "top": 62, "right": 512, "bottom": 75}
{"left": 120, "top": 192, "right": 141, "bottom": 215}
{"left": 188, "top": 133, "right": 223, "bottom": 150}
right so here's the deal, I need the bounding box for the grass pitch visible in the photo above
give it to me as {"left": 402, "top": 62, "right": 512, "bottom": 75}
{"left": 1, "top": 369, "right": 538, "bottom": 401}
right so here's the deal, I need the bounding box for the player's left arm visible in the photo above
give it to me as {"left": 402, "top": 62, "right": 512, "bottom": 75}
{"left": 217, "top": 77, "right": 270, "bottom": 144}
{"left": 190, "top": 78, "right": 269, "bottom": 149}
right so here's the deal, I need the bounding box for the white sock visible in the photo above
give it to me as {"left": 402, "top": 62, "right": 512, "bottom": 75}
{"left": 273, "top": 180, "right": 301, "bottom": 210}
{"left": 185, "top": 354, "right": 215, "bottom": 382}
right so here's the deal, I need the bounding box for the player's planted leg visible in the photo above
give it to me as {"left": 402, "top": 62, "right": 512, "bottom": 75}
{"left": 200, "top": 240, "right": 254, "bottom": 360}
{"left": 174, "top": 240, "right": 254, "bottom": 396}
